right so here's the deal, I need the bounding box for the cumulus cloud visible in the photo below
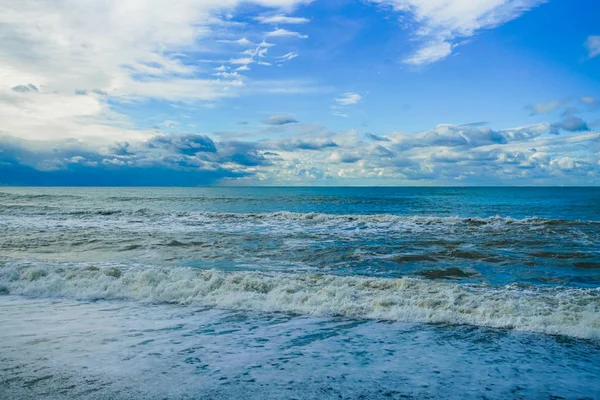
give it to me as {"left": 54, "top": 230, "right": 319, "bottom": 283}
{"left": 11, "top": 84, "right": 39, "bottom": 93}
{"left": 0, "top": 131, "right": 276, "bottom": 185}
{"left": 254, "top": 122, "right": 599, "bottom": 185}
{"left": 2, "top": 119, "right": 600, "bottom": 186}
{"left": 217, "top": 141, "right": 272, "bottom": 167}
{"left": 549, "top": 117, "right": 589, "bottom": 135}
{"left": 398, "top": 123, "right": 550, "bottom": 148}
{"left": 369, "top": 0, "right": 546, "bottom": 65}
{"left": 365, "top": 133, "right": 391, "bottom": 142}
{"left": 330, "top": 152, "right": 361, "bottom": 164}
{"left": 147, "top": 134, "right": 217, "bottom": 155}
{"left": 0, "top": 0, "right": 313, "bottom": 145}
{"left": 269, "top": 137, "right": 338, "bottom": 151}
{"left": 2, "top": 1, "right": 598, "bottom": 187}
{"left": 585, "top": 35, "right": 600, "bottom": 59}
{"left": 262, "top": 115, "right": 298, "bottom": 125}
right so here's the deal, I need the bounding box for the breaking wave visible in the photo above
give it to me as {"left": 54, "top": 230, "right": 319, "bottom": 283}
{"left": 1, "top": 263, "right": 599, "bottom": 340}
{"left": 2, "top": 207, "right": 597, "bottom": 227}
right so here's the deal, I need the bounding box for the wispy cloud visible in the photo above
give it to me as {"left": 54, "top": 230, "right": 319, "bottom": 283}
{"left": 255, "top": 15, "right": 310, "bottom": 24}
{"left": 265, "top": 28, "right": 308, "bottom": 39}
{"left": 581, "top": 96, "right": 597, "bottom": 105}
{"left": 525, "top": 100, "right": 566, "bottom": 115}
{"left": 585, "top": 35, "right": 600, "bottom": 59}
{"left": 369, "top": 0, "right": 546, "bottom": 65}
{"left": 335, "top": 93, "right": 362, "bottom": 106}
{"left": 331, "top": 92, "right": 362, "bottom": 117}
{"left": 0, "top": 0, "right": 312, "bottom": 144}
{"left": 263, "top": 115, "right": 298, "bottom": 125}
{"left": 525, "top": 97, "right": 599, "bottom": 116}
{"left": 277, "top": 52, "right": 299, "bottom": 62}
{"left": 403, "top": 41, "right": 453, "bottom": 65}
{"left": 229, "top": 57, "right": 255, "bottom": 65}
{"left": 218, "top": 37, "right": 254, "bottom": 46}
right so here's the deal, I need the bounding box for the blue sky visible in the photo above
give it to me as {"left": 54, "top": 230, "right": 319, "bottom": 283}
{"left": 1, "top": 0, "right": 599, "bottom": 185}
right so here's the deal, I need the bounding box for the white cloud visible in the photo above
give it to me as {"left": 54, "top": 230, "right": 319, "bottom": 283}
{"left": 240, "top": 122, "right": 600, "bottom": 185}
{"left": 581, "top": 96, "right": 597, "bottom": 105}
{"left": 259, "top": 40, "right": 276, "bottom": 48}
{"left": 218, "top": 37, "right": 255, "bottom": 45}
{"left": 403, "top": 40, "right": 453, "bottom": 65}
{"left": 0, "top": 0, "right": 311, "bottom": 143}
{"left": 229, "top": 57, "right": 255, "bottom": 65}
{"left": 263, "top": 115, "right": 298, "bottom": 125}
{"left": 213, "top": 71, "right": 243, "bottom": 79}
{"left": 5, "top": 119, "right": 600, "bottom": 185}
{"left": 335, "top": 93, "right": 362, "bottom": 106}
{"left": 525, "top": 97, "right": 599, "bottom": 116}
{"left": 265, "top": 28, "right": 308, "bottom": 39}
{"left": 0, "top": 91, "right": 153, "bottom": 144}
{"left": 255, "top": 15, "right": 310, "bottom": 24}
{"left": 331, "top": 92, "right": 362, "bottom": 117}
{"left": 277, "top": 52, "right": 299, "bottom": 61}
{"left": 525, "top": 100, "right": 565, "bottom": 115}
{"left": 332, "top": 112, "right": 349, "bottom": 118}
{"left": 585, "top": 35, "right": 600, "bottom": 59}
{"left": 369, "top": 0, "right": 546, "bottom": 65}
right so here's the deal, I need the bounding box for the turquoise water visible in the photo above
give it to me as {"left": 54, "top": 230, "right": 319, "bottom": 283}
{"left": 1, "top": 187, "right": 599, "bottom": 399}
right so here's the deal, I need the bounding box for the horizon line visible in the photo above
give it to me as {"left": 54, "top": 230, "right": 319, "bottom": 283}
{"left": 2, "top": 185, "right": 599, "bottom": 189}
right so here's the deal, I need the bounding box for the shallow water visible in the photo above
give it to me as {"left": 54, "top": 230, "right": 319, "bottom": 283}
{"left": 1, "top": 187, "right": 600, "bottom": 398}
{"left": 2, "top": 296, "right": 599, "bottom": 399}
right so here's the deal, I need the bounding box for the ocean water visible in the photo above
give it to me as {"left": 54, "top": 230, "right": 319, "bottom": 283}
{"left": 1, "top": 187, "right": 599, "bottom": 399}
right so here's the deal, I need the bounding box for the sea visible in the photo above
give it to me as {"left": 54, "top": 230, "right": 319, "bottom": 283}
{"left": 0, "top": 186, "right": 599, "bottom": 399}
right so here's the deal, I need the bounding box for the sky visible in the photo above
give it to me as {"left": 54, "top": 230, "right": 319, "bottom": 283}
{"left": 1, "top": 0, "right": 599, "bottom": 186}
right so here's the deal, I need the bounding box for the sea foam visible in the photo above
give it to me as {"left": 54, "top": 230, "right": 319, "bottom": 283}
{"left": 1, "top": 263, "right": 599, "bottom": 339}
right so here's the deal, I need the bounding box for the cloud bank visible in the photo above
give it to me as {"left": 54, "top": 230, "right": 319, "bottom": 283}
{"left": 1, "top": 0, "right": 597, "bottom": 186}
{"left": 2, "top": 120, "right": 599, "bottom": 186}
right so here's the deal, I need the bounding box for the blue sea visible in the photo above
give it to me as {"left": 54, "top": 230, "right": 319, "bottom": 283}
{"left": 1, "top": 187, "right": 599, "bottom": 399}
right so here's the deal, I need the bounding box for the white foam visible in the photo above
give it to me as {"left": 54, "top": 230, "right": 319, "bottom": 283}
{"left": 2, "top": 263, "right": 599, "bottom": 339}
{"left": 3, "top": 295, "right": 599, "bottom": 399}
{"left": 3, "top": 211, "right": 593, "bottom": 240}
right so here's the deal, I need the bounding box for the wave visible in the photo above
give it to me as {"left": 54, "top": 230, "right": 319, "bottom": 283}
{"left": 178, "top": 212, "right": 593, "bottom": 226}
{"left": 2, "top": 208, "right": 597, "bottom": 227}
{"left": 1, "top": 263, "right": 599, "bottom": 339}
{"left": 0, "top": 192, "right": 83, "bottom": 201}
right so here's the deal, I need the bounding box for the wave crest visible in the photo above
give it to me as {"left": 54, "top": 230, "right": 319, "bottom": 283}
{"left": 2, "top": 263, "right": 599, "bottom": 339}
{"left": 3, "top": 207, "right": 596, "bottom": 228}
